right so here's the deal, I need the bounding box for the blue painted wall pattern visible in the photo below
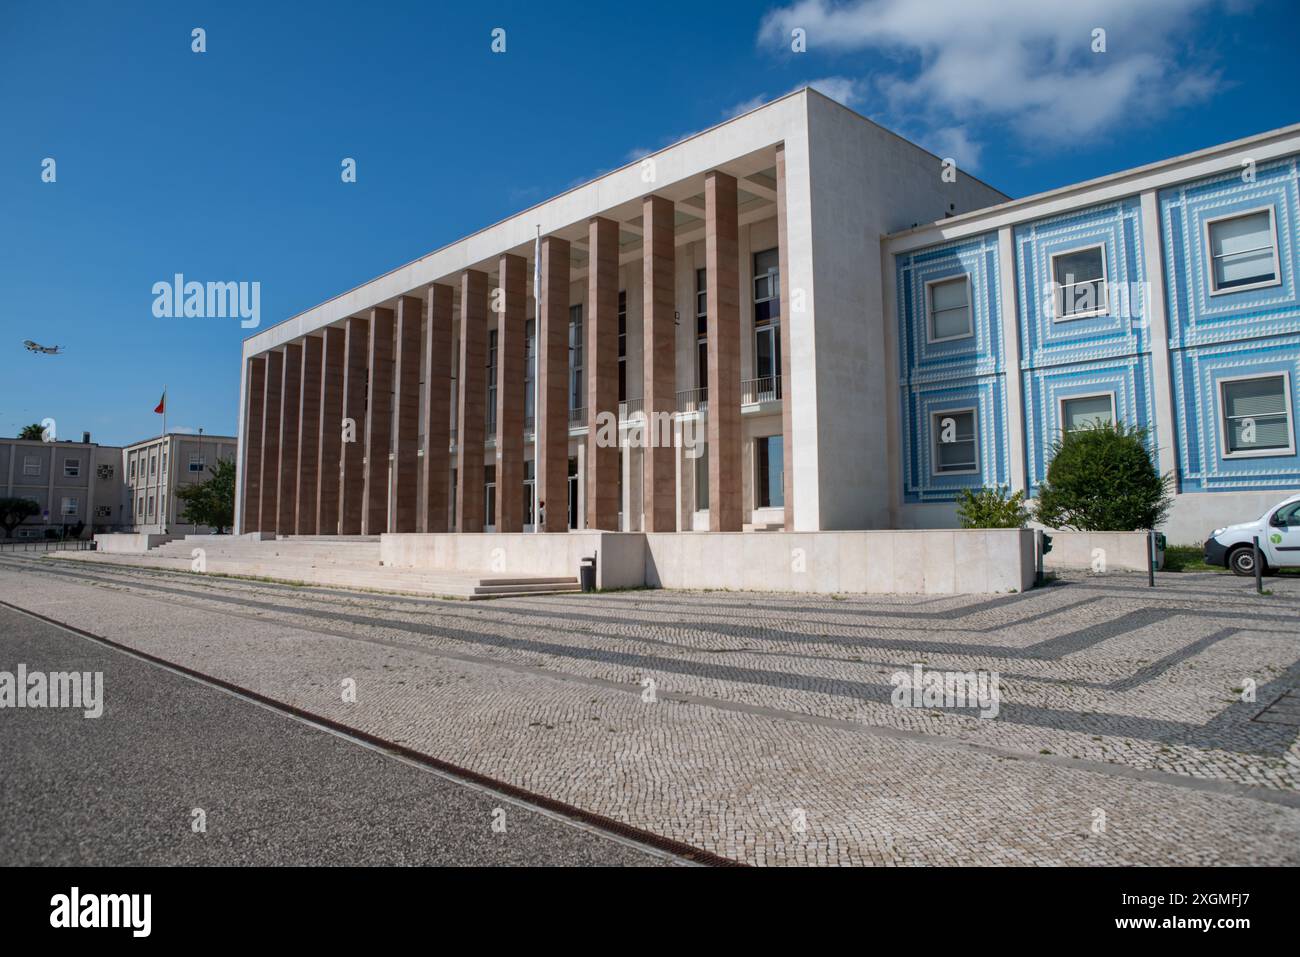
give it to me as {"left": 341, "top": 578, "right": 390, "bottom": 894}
{"left": 896, "top": 233, "right": 1009, "bottom": 502}
{"left": 1013, "top": 198, "right": 1158, "bottom": 487}
{"left": 1160, "top": 157, "right": 1300, "bottom": 492}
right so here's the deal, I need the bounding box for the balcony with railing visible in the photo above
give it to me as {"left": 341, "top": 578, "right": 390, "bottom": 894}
{"left": 741, "top": 375, "right": 782, "bottom": 406}
{"left": 675, "top": 387, "right": 708, "bottom": 415}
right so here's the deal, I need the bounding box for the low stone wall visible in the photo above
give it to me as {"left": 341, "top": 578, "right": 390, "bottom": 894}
{"left": 1040, "top": 530, "right": 1162, "bottom": 572}
{"left": 382, "top": 529, "right": 1037, "bottom": 595}
{"left": 382, "top": 532, "right": 645, "bottom": 590}
{"left": 93, "top": 533, "right": 175, "bottom": 554}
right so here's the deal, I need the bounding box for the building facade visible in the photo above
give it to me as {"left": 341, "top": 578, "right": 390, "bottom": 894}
{"left": 233, "top": 90, "right": 1004, "bottom": 536}
{"left": 234, "top": 89, "right": 1300, "bottom": 544}
{"left": 0, "top": 433, "right": 124, "bottom": 539}
{"left": 122, "top": 433, "right": 237, "bottom": 534}
{"left": 886, "top": 123, "right": 1300, "bottom": 542}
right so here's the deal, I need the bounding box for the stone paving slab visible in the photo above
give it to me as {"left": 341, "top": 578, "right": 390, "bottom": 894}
{"left": 0, "top": 556, "right": 1296, "bottom": 865}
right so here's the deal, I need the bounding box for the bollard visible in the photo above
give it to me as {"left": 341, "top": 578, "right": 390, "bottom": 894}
{"left": 1253, "top": 535, "right": 1264, "bottom": 595}
{"left": 1147, "top": 529, "right": 1155, "bottom": 588}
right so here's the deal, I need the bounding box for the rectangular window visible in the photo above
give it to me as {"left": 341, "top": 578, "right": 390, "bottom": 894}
{"left": 617, "top": 290, "right": 627, "bottom": 403}
{"left": 569, "top": 304, "right": 584, "bottom": 413}
{"left": 1207, "top": 208, "right": 1280, "bottom": 294}
{"left": 931, "top": 409, "right": 979, "bottom": 475}
{"left": 927, "top": 275, "right": 972, "bottom": 341}
{"left": 1061, "top": 394, "right": 1115, "bottom": 432}
{"left": 694, "top": 443, "right": 709, "bottom": 510}
{"left": 61, "top": 496, "right": 77, "bottom": 516}
{"left": 524, "top": 318, "right": 536, "bottom": 428}
{"left": 64, "top": 458, "right": 80, "bottom": 477}
{"left": 755, "top": 435, "right": 784, "bottom": 509}
{"left": 523, "top": 459, "right": 535, "bottom": 526}
{"left": 1051, "top": 245, "right": 1108, "bottom": 320}
{"left": 484, "top": 465, "right": 496, "bottom": 528}
{"left": 147, "top": 495, "right": 155, "bottom": 518}
{"left": 188, "top": 453, "right": 205, "bottom": 473}
{"left": 696, "top": 268, "right": 708, "bottom": 391}
{"left": 137, "top": 496, "right": 144, "bottom": 517}
{"left": 753, "top": 248, "right": 780, "bottom": 323}
{"left": 130, "top": 460, "right": 136, "bottom": 479}
{"left": 753, "top": 249, "right": 782, "bottom": 386}
{"left": 1220, "top": 374, "right": 1294, "bottom": 456}
{"left": 150, "top": 457, "right": 157, "bottom": 476}
{"left": 23, "top": 455, "right": 40, "bottom": 477}
{"left": 486, "top": 328, "right": 498, "bottom": 435}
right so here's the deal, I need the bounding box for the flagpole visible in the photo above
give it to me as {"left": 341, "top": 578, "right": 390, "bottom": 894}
{"left": 533, "top": 225, "right": 541, "bottom": 534}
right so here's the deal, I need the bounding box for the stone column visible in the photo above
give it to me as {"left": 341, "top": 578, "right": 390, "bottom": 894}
{"left": 456, "top": 270, "right": 488, "bottom": 532}
{"left": 317, "top": 326, "right": 345, "bottom": 535}
{"left": 421, "top": 284, "right": 454, "bottom": 532}
{"left": 775, "top": 143, "right": 795, "bottom": 531}
{"left": 296, "top": 335, "right": 323, "bottom": 534}
{"left": 496, "top": 253, "right": 527, "bottom": 532}
{"left": 586, "top": 217, "right": 620, "bottom": 530}
{"left": 642, "top": 194, "right": 676, "bottom": 531}
{"left": 258, "top": 349, "right": 283, "bottom": 533}
{"left": 363, "top": 307, "right": 395, "bottom": 535}
{"left": 276, "top": 342, "right": 303, "bottom": 534}
{"left": 339, "top": 315, "right": 369, "bottom": 535}
{"left": 242, "top": 355, "right": 266, "bottom": 533}
{"left": 393, "top": 296, "right": 422, "bottom": 532}
{"left": 706, "top": 170, "right": 742, "bottom": 532}
{"left": 538, "top": 236, "right": 570, "bottom": 532}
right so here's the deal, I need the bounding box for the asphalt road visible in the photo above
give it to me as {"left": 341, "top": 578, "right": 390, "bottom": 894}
{"left": 0, "top": 605, "right": 672, "bottom": 866}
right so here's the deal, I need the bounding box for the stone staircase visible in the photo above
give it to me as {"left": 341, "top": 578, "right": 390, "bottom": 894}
{"left": 60, "top": 535, "right": 580, "bottom": 600}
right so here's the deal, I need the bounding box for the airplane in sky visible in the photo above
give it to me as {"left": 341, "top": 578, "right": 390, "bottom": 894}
{"left": 22, "top": 340, "right": 63, "bottom": 355}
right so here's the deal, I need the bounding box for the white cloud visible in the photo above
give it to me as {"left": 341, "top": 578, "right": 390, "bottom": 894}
{"left": 758, "top": 0, "right": 1238, "bottom": 152}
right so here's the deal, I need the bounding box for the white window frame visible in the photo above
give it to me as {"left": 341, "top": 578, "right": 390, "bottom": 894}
{"left": 1058, "top": 391, "right": 1117, "bottom": 434}
{"left": 188, "top": 453, "right": 205, "bottom": 473}
{"left": 64, "top": 458, "right": 80, "bottom": 477}
{"left": 1204, "top": 205, "right": 1283, "bottom": 297}
{"left": 930, "top": 406, "right": 980, "bottom": 477}
{"left": 23, "top": 455, "right": 40, "bottom": 476}
{"left": 1050, "top": 242, "right": 1109, "bottom": 322}
{"left": 924, "top": 273, "right": 974, "bottom": 344}
{"left": 1217, "top": 371, "right": 1296, "bottom": 459}
{"left": 61, "top": 496, "right": 77, "bottom": 516}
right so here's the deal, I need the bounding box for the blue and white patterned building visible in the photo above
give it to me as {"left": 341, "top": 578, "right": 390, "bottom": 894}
{"left": 885, "top": 123, "right": 1300, "bottom": 543}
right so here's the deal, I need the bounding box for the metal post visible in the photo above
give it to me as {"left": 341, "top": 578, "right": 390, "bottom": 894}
{"left": 1253, "top": 535, "right": 1264, "bottom": 595}
{"left": 1147, "top": 529, "right": 1155, "bottom": 588}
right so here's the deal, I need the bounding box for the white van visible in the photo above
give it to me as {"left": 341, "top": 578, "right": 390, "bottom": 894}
{"left": 1203, "top": 492, "right": 1300, "bottom": 576}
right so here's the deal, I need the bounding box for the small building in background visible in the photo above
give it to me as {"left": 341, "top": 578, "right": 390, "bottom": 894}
{"left": 121, "top": 432, "right": 237, "bottom": 534}
{"left": 0, "top": 431, "right": 125, "bottom": 540}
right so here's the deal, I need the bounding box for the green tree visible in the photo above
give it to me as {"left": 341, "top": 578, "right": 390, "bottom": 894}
{"left": 1035, "top": 421, "right": 1172, "bottom": 531}
{"left": 0, "top": 497, "right": 40, "bottom": 537}
{"left": 175, "top": 459, "right": 235, "bottom": 533}
{"left": 17, "top": 423, "right": 44, "bottom": 440}
{"left": 956, "top": 486, "right": 1029, "bottom": 528}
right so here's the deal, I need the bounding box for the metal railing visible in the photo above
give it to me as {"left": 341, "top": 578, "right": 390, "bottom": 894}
{"left": 675, "top": 387, "right": 708, "bottom": 415}
{"left": 569, "top": 406, "right": 586, "bottom": 428}
{"left": 618, "top": 397, "right": 644, "bottom": 421}
{"left": 0, "top": 539, "right": 96, "bottom": 553}
{"left": 742, "top": 375, "right": 782, "bottom": 405}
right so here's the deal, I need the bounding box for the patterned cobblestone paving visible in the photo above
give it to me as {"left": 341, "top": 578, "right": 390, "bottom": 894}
{"left": 1, "top": 554, "right": 1296, "bottom": 865}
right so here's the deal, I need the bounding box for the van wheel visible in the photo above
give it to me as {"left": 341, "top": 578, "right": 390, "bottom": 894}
{"left": 1228, "top": 545, "right": 1264, "bottom": 577}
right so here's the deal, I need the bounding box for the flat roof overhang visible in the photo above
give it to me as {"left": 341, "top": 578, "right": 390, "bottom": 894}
{"left": 242, "top": 92, "right": 810, "bottom": 360}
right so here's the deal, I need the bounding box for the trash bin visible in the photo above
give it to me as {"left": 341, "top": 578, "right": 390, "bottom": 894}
{"left": 579, "top": 555, "right": 597, "bottom": 592}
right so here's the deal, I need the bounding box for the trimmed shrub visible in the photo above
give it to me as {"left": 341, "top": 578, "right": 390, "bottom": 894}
{"left": 1035, "top": 421, "right": 1172, "bottom": 531}
{"left": 956, "top": 486, "right": 1029, "bottom": 529}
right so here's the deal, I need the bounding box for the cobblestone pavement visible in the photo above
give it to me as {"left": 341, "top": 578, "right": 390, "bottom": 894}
{"left": 0, "top": 606, "right": 671, "bottom": 866}
{"left": 1, "top": 553, "right": 1297, "bottom": 865}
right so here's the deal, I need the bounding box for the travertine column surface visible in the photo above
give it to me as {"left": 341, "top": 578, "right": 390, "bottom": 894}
{"left": 706, "top": 170, "right": 742, "bottom": 532}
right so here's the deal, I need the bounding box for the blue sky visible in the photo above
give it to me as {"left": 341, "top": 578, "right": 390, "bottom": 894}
{"left": 2, "top": 0, "right": 1296, "bottom": 445}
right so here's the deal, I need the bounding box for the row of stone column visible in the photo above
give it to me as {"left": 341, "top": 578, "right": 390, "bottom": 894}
{"left": 242, "top": 165, "right": 789, "bottom": 536}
